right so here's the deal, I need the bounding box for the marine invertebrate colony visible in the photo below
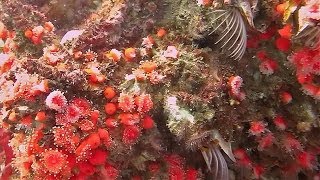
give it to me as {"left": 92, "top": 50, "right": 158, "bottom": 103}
{"left": 196, "top": 0, "right": 261, "bottom": 60}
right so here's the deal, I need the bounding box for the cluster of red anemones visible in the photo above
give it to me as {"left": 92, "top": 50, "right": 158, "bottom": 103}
{"left": 166, "top": 155, "right": 185, "bottom": 179}
{"left": 52, "top": 125, "right": 80, "bottom": 152}
{"left": 247, "top": 26, "right": 277, "bottom": 49}
{"left": 233, "top": 148, "right": 252, "bottom": 168}
{"left": 0, "top": 128, "right": 13, "bottom": 180}
{"left": 64, "top": 104, "right": 82, "bottom": 123}
{"left": 84, "top": 49, "right": 98, "bottom": 62}
{"left": 164, "top": 154, "right": 199, "bottom": 180}
{"left": 116, "top": 29, "right": 166, "bottom": 63}
{"left": 240, "top": 114, "right": 320, "bottom": 177}
{"left": 30, "top": 79, "right": 50, "bottom": 97}
{"left": 102, "top": 163, "right": 119, "bottom": 179}
{"left": 105, "top": 47, "right": 138, "bottom": 63}
{"left": 288, "top": 45, "right": 320, "bottom": 100}
{"left": 143, "top": 155, "right": 199, "bottom": 180}
{"left": 247, "top": 23, "right": 294, "bottom": 76}
{"left": 274, "top": 9, "right": 294, "bottom": 52}
{"left": 122, "top": 125, "right": 141, "bottom": 145}
{"left": 247, "top": 24, "right": 292, "bottom": 75}
{"left": 233, "top": 148, "right": 266, "bottom": 178}
{"left": 257, "top": 133, "right": 275, "bottom": 151}
{"left": 27, "top": 130, "right": 45, "bottom": 156}
{"left": 73, "top": 49, "right": 98, "bottom": 62}
{"left": 42, "top": 44, "right": 62, "bottom": 65}
{"left": 7, "top": 75, "right": 50, "bottom": 103}
{"left": 281, "top": 133, "right": 303, "bottom": 153}
{"left": 15, "top": 86, "right": 117, "bottom": 178}
{"left": 273, "top": 115, "right": 288, "bottom": 131}
{"left": 227, "top": 75, "right": 246, "bottom": 101}
{"left": 46, "top": 91, "right": 95, "bottom": 126}
{"left": 279, "top": 91, "right": 293, "bottom": 104}
{"left": 135, "top": 93, "right": 153, "bottom": 113}
{"left": 0, "top": 22, "right": 9, "bottom": 40}
{"left": 75, "top": 132, "right": 101, "bottom": 159}
{"left": 84, "top": 65, "right": 106, "bottom": 85}
{"left": 24, "top": 22, "right": 54, "bottom": 45}
{"left": 104, "top": 31, "right": 165, "bottom": 84}
{"left": 45, "top": 90, "right": 68, "bottom": 112}
{"left": 147, "top": 161, "right": 161, "bottom": 177}
{"left": 103, "top": 86, "right": 155, "bottom": 145}
{"left": 278, "top": 133, "right": 319, "bottom": 175}
{"left": 296, "top": 151, "right": 317, "bottom": 170}
{"left": 247, "top": 118, "right": 305, "bottom": 155}
{"left": 88, "top": 148, "right": 108, "bottom": 165}
{"left": 118, "top": 93, "right": 136, "bottom": 112}
{"left": 249, "top": 120, "right": 268, "bottom": 136}
{"left": 244, "top": 13, "right": 320, "bottom": 177}
{"left": 70, "top": 129, "right": 117, "bottom": 179}
{"left": 40, "top": 149, "right": 68, "bottom": 175}
{"left": 20, "top": 91, "right": 116, "bottom": 178}
{"left": 275, "top": 36, "right": 291, "bottom": 52}
{"left": 104, "top": 47, "right": 140, "bottom": 63}
{"left": 105, "top": 49, "right": 122, "bottom": 62}
{"left": 0, "top": 22, "right": 18, "bottom": 53}
{"left": 139, "top": 61, "right": 157, "bottom": 75}
{"left": 129, "top": 61, "right": 165, "bottom": 84}
{"left": 0, "top": 53, "right": 14, "bottom": 75}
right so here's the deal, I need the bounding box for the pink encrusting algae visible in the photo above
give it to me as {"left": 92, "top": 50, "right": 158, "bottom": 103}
{"left": 1, "top": 0, "right": 320, "bottom": 179}
{"left": 228, "top": 75, "right": 246, "bottom": 101}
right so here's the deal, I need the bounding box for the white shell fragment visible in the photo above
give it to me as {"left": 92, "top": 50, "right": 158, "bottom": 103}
{"left": 60, "top": 30, "right": 84, "bottom": 45}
